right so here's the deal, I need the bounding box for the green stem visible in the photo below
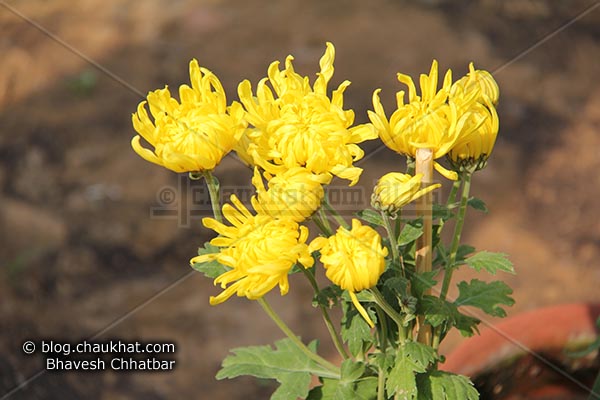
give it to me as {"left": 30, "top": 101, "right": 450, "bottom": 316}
{"left": 318, "top": 207, "right": 334, "bottom": 235}
{"left": 258, "top": 298, "right": 340, "bottom": 376}
{"left": 312, "top": 214, "right": 333, "bottom": 236}
{"left": 202, "top": 170, "right": 223, "bottom": 223}
{"left": 381, "top": 211, "right": 401, "bottom": 275}
{"left": 440, "top": 172, "right": 472, "bottom": 301}
{"left": 377, "top": 365, "right": 386, "bottom": 400}
{"left": 437, "top": 179, "right": 462, "bottom": 237}
{"left": 447, "top": 179, "right": 461, "bottom": 207}
{"left": 375, "top": 306, "right": 388, "bottom": 400}
{"left": 301, "top": 268, "right": 350, "bottom": 360}
{"left": 370, "top": 287, "right": 407, "bottom": 343}
{"left": 323, "top": 196, "right": 349, "bottom": 229}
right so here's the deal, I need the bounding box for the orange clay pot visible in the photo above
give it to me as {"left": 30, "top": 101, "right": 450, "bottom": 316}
{"left": 442, "top": 303, "right": 600, "bottom": 399}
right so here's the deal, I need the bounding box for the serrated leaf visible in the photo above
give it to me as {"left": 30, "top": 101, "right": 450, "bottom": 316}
{"left": 216, "top": 338, "right": 336, "bottom": 400}
{"left": 307, "top": 378, "right": 338, "bottom": 400}
{"left": 464, "top": 251, "right": 515, "bottom": 275}
{"left": 192, "top": 242, "right": 230, "bottom": 278}
{"left": 425, "top": 371, "right": 479, "bottom": 399}
{"left": 455, "top": 279, "right": 515, "bottom": 318}
{"left": 403, "top": 341, "right": 437, "bottom": 370}
{"left": 387, "top": 356, "right": 418, "bottom": 399}
{"left": 398, "top": 222, "right": 423, "bottom": 246}
{"left": 467, "top": 197, "right": 488, "bottom": 213}
{"left": 456, "top": 245, "right": 476, "bottom": 263}
{"left": 310, "top": 360, "right": 377, "bottom": 400}
{"left": 356, "top": 209, "right": 384, "bottom": 227}
{"left": 313, "top": 285, "right": 343, "bottom": 309}
{"left": 387, "top": 341, "right": 436, "bottom": 398}
{"left": 341, "top": 301, "right": 374, "bottom": 357}
{"left": 411, "top": 271, "right": 437, "bottom": 298}
{"left": 455, "top": 312, "right": 480, "bottom": 337}
{"left": 419, "top": 296, "right": 457, "bottom": 328}
{"left": 383, "top": 276, "right": 409, "bottom": 298}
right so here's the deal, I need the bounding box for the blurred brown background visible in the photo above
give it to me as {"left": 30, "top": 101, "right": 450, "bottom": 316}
{"left": 1, "top": 0, "right": 600, "bottom": 398}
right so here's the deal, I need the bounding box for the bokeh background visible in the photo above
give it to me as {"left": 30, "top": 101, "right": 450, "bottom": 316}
{"left": 1, "top": 0, "right": 600, "bottom": 398}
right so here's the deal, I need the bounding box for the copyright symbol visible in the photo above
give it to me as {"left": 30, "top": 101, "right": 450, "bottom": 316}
{"left": 23, "top": 341, "right": 35, "bottom": 354}
{"left": 158, "top": 187, "right": 177, "bottom": 205}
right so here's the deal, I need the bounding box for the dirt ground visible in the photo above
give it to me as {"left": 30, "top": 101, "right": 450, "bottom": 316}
{"left": 1, "top": 0, "right": 600, "bottom": 398}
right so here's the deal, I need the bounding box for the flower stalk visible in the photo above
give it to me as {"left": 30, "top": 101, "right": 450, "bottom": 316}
{"left": 202, "top": 170, "right": 223, "bottom": 223}
{"left": 301, "top": 268, "right": 349, "bottom": 360}
{"left": 440, "top": 170, "right": 472, "bottom": 301}
{"left": 258, "top": 298, "right": 340, "bottom": 376}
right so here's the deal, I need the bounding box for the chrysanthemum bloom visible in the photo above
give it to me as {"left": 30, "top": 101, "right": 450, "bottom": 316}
{"left": 309, "top": 219, "right": 388, "bottom": 327}
{"left": 237, "top": 42, "right": 376, "bottom": 186}
{"left": 190, "top": 195, "right": 314, "bottom": 305}
{"left": 251, "top": 167, "right": 331, "bottom": 222}
{"left": 371, "top": 172, "right": 441, "bottom": 214}
{"left": 448, "top": 64, "right": 500, "bottom": 171}
{"left": 450, "top": 62, "right": 499, "bottom": 106}
{"left": 448, "top": 99, "right": 499, "bottom": 171}
{"left": 131, "top": 59, "right": 247, "bottom": 173}
{"left": 369, "top": 60, "right": 481, "bottom": 180}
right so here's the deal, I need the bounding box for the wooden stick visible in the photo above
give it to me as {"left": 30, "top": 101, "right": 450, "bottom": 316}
{"left": 415, "top": 148, "right": 433, "bottom": 344}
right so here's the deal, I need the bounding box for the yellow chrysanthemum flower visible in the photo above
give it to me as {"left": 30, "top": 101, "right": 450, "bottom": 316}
{"left": 371, "top": 172, "right": 441, "bottom": 214}
{"left": 448, "top": 64, "right": 500, "bottom": 171}
{"left": 190, "top": 195, "right": 314, "bottom": 305}
{"left": 450, "top": 62, "right": 499, "bottom": 106}
{"left": 251, "top": 167, "right": 331, "bottom": 222}
{"left": 369, "top": 60, "right": 481, "bottom": 180}
{"left": 131, "top": 59, "right": 247, "bottom": 173}
{"left": 448, "top": 99, "right": 499, "bottom": 171}
{"left": 237, "top": 42, "right": 376, "bottom": 186}
{"left": 309, "top": 219, "right": 388, "bottom": 328}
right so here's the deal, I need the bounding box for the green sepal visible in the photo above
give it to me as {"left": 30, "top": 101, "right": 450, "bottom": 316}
{"left": 192, "top": 242, "right": 229, "bottom": 278}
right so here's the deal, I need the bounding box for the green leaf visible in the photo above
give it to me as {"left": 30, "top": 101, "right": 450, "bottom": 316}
{"left": 467, "top": 197, "right": 488, "bottom": 213}
{"left": 313, "top": 285, "right": 343, "bottom": 309}
{"left": 421, "top": 371, "right": 479, "bottom": 400}
{"left": 356, "top": 209, "right": 384, "bottom": 227}
{"left": 387, "top": 355, "right": 419, "bottom": 399}
{"left": 411, "top": 271, "right": 437, "bottom": 298}
{"left": 455, "top": 245, "right": 476, "bottom": 264}
{"left": 382, "top": 276, "right": 409, "bottom": 298}
{"left": 419, "top": 296, "right": 457, "bottom": 328}
{"left": 307, "top": 378, "right": 338, "bottom": 400}
{"left": 432, "top": 203, "right": 455, "bottom": 221}
{"left": 341, "top": 301, "right": 374, "bottom": 357}
{"left": 454, "top": 312, "right": 480, "bottom": 337}
{"left": 398, "top": 221, "right": 423, "bottom": 246}
{"left": 216, "top": 338, "right": 334, "bottom": 400}
{"left": 387, "top": 341, "right": 436, "bottom": 398}
{"left": 464, "top": 251, "right": 515, "bottom": 275}
{"left": 418, "top": 296, "right": 480, "bottom": 336}
{"left": 191, "top": 242, "right": 230, "bottom": 278}
{"left": 403, "top": 341, "right": 437, "bottom": 369}
{"left": 455, "top": 279, "right": 515, "bottom": 318}
{"left": 309, "top": 361, "right": 377, "bottom": 400}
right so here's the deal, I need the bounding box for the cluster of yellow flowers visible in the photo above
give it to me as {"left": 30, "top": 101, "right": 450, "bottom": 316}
{"left": 131, "top": 43, "right": 499, "bottom": 315}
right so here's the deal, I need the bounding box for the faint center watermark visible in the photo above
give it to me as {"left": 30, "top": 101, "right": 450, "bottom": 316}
{"left": 150, "top": 175, "right": 443, "bottom": 227}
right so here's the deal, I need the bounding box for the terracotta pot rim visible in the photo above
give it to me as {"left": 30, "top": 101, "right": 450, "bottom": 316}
{"left": 442, "top": 302, "right": 600, "bottom": 376}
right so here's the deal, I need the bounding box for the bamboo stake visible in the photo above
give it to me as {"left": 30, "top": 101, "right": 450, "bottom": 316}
{"left": 415, "top": 148, "right": 433, "bottom": 344}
